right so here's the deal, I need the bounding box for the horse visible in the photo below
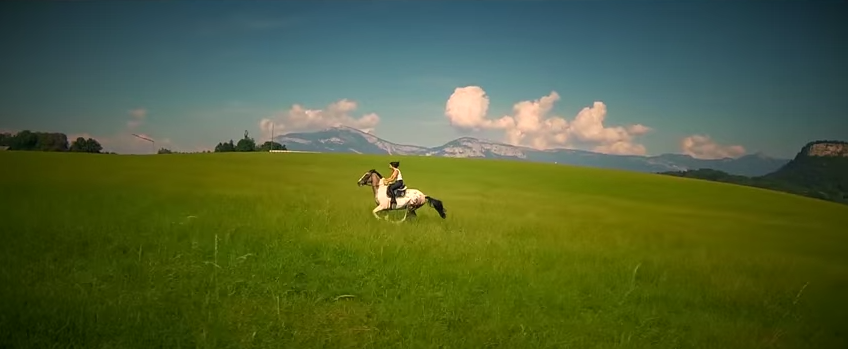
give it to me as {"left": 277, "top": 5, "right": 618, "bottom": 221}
{"left": 356, "top": 169, "right": 447, "bottom": 222}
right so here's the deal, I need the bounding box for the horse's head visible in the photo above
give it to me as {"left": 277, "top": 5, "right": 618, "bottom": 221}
{"left": 356, "top": 170, "right": 371, "bottom": 186}
{"left": 357, "top": 169, "right": 383, "bottom": 187}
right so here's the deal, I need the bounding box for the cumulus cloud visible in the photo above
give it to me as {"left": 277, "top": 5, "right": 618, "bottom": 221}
{"left": 445, "top": 86, "right": 491, "bottom": 130}
{"left": 681, "top": 135, "right": 746, "bottom": 159}
{"left": 258, "top": 99, "right": 380, "bottom": 141}
{"left": 444, "top": 86, "right": 652, "bottom": 155}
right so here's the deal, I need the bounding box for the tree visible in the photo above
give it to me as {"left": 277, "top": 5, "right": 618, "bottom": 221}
{"left": 213, "top": 130, "right": 284, "bottom": 153}
{"left": 69, "top": 137, "right": 86, "bottom": 152}
{"left": 236, "top": 138, "right": 255, "bottom": 152}
{"left": 214, "top": 140, "right": 236, "bottom": 152}
{"left": 35, "top": 132, "right": 69, "bottom": 151}
{"left": 157, "top": 148, "right": 173, "bottom": 154}
{"left": 69, "top": 137, "right": 103, "bottom": 153}
{"left": 257, "top": 141, "right": 285, "bottom": 152}
{"left": 86, "top": 138, "right": 103, "bottom": 153}
{"left": 9, "top": 130, "right": 37, "bottom": 150}
{"left": 0, "top": 132, "right": 11, "bottom": 147}
{"left": 235, "top": 130, "right": 256, "bottom": 152}
{"left": 2, "top": 130, "right": 71, "bottom": 151}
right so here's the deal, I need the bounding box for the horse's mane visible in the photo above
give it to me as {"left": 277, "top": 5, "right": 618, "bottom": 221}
{"left": 370, "top": 169, "right": 383, "bottom": 178}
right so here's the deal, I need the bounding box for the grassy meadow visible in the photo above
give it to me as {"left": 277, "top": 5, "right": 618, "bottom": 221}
{"left": 1, "top": 151, "right": 847, "bottom": 349}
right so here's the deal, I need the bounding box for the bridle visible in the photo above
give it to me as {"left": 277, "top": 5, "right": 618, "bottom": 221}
{"left": 357, "top": 169, "right": 383, "bottom": 187}
{"left": 357, "top": 170, "right": 385, "bottom": 205}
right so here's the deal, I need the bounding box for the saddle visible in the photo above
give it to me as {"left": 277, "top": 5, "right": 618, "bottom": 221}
{"left": 387, "top": 185, "right": 407, "bottom": 198}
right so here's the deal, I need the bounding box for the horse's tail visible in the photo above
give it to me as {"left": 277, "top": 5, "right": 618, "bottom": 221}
{"left": 425, "top": 196, "right": 447, "bottom": 219}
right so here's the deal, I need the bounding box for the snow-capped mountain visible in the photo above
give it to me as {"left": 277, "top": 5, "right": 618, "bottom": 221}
{"left": 274, "top": 126, "right": 789, "bottom": 176}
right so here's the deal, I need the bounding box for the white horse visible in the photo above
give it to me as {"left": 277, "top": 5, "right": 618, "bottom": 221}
{"left": 356, "top": 169, "right": 447, "bottom": 222}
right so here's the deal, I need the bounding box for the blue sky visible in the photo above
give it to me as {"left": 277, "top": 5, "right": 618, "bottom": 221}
{"left": 0, "top": 1, "right": 845, "bottom": 158}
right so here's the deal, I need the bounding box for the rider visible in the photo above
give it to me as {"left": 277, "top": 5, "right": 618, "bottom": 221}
{"left": 384, "top": 161, "right": 404, "bottom": 207}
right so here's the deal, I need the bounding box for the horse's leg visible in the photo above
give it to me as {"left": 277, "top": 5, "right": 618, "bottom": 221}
{"left": 396, "top": 209, "right": 409, "bottom": 223}
{"left": 407, "top": 196, "right": 421, "bottom": 218}
{"left": 407, "top": 201, "right": 420, "bottom": 219}
{"left": 381, "top": 202, "right": 393, "bottom": 220}
{"left": 383, "top": 203, "right": 392, "bottom": 220}
{"left": 372, "top": 206, "right": 383, "bottom": 220}
{"left": 385, "top": 202, "right": 403, "bottom": 222}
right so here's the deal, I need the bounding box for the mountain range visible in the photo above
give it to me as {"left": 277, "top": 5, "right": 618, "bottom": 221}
{"left": 274, "top": 126, "right": 790, "bottom": 176}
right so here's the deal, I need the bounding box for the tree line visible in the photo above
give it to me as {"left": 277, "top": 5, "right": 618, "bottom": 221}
{"left": 210, "top": 130, "right": 286, "bottom": 153}
{"left": 2, "top": 129, "right": 289, "bottom": 155}
{"left": 156, "top": 148, "right": 212, "bottom": 154}
{"left": 0, "top": 130, "right": 105, "bottom": 153}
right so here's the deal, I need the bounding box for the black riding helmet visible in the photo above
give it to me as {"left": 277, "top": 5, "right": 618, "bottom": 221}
{"left": 389, "top": 161, "right": 400, "bottom": 168}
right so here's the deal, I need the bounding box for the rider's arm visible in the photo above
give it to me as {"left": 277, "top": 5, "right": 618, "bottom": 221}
{"left": 386, "top": 169, "right": 398, "bottom": 182}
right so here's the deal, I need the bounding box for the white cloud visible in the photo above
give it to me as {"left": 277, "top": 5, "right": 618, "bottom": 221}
{"left": 443, "top": 86, "right": 651, "bottom": 155}
{"left": 628, "top": 124, "right": 651, "bottom": 135}
{"left": 259, "top": 99, "right": 380, "bottom": 141}
{"left": 681, "top": 135, "right": 746, "bottom": 159}
{"left": 445, "top": 86, "right": 491, "bottom": 130}
{"left": 126, "top": 108, "right": 147, "bottom": 129}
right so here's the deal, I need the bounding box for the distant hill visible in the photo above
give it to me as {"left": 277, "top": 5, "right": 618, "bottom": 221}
{"left": 661, "top": 140, "right": 848, "bottom": 205}
{"left": 274, "top": 126, "right": 789, "bottom": 176}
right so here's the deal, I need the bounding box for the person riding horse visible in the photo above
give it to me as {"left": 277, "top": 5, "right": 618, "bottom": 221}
{"left": 382, "top": 161, "right": 404, "bottom": 208}
{"left": 356, "top": 165, "right": 447, "bottom": 221}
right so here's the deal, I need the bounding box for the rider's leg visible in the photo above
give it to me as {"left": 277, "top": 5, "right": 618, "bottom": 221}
{"left": 388, "top": 181, "right": 402, "bottom": 207}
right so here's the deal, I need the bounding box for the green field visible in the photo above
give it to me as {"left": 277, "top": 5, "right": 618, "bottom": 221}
{"left": 1, "top": 151, "right": 847, "bottom": 348}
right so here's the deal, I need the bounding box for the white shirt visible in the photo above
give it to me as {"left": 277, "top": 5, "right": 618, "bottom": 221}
{"left": 396, "top": 169, "right": 403, "bottom": 181}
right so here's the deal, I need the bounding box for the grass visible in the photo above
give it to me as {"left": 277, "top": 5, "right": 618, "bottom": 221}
{"left": 1, "top": 151, "right": 847, "bottom": 348}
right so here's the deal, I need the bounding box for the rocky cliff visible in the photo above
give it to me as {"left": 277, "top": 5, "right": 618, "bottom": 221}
{"left": 800, "top": 141, "right": 848, "bottom": 158}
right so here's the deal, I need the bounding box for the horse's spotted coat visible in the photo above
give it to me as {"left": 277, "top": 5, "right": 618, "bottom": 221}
{"left": 359, "top": 169, "right": 442, "bottom": 222}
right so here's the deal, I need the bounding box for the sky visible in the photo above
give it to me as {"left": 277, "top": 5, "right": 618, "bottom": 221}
{"left": 0, "top": 0, "right": 846, "bottom": 158}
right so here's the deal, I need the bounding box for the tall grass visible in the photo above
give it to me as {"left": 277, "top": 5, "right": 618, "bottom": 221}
{"left": 1, "top": 151, "right": 847, "bottom": 348}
